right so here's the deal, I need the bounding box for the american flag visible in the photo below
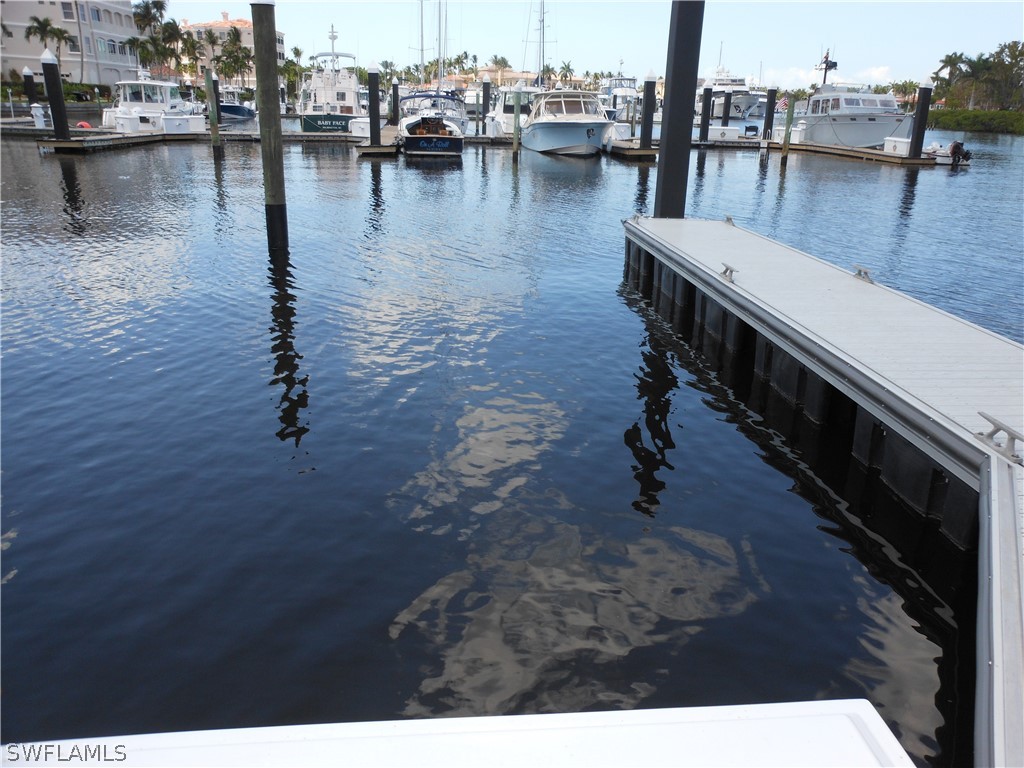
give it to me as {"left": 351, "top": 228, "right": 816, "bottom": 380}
{"left": 776, "top": 96, "right": 789, "bottom": 111}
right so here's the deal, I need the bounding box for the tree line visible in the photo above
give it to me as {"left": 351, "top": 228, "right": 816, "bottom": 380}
{"left": 11, "top": 2, "right": 1022, "bottom": 115}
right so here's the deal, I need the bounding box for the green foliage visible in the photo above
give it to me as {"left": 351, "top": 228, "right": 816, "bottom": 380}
{"left": 931, "top": 41, "right": 1023, "bottom": 111}
{"left": 927, "top": 108, "right": 1024, "bottom": 134}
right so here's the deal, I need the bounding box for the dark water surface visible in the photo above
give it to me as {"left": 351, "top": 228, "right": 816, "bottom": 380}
{"left": 2, "top": 130, "right": 1021, "bottom": 765}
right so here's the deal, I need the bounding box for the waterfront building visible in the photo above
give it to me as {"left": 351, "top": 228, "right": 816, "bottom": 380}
{"left": 0, "top": 0, "right": 140, "bottom": 88}
{"left": 178, "top": 11, "right": 287, "bottom": 89}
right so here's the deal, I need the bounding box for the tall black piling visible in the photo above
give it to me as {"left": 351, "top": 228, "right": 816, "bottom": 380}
{"left": 40, "top": 49, "right": 69, "bottom": 140}
{"left": 640, "top": 72, "right": 656, "bottom": 150}
{"left": 204, "top": 69, "right": 223, "bottom": 158}
{"left": 762, "top": 88, "right": 777, "bottom": 139}
{"left": 367, "top": 63, "right": 381, "bottom": 146}
{"left": 482, "top": 75, "right": 491, "bottom": 136}
{"left": 698, "top": 86, "right": 712, "bottom": 142}
{"left": 721, "top": 91, "right": 732, "bottom": 127}
{"left": 390, "top": 78, "right": 400, "bottom": 126}
{"left": 251, "top": 0, "right": 288, "bottom": 253}
{"left": 22, "top": 66, "right": 38, "bottom": 105}
{"left": 653, "top": 1, "right": 704, "bottom": 219}
{"left": 909, "top": 86, "right": 932, "bottom": 159}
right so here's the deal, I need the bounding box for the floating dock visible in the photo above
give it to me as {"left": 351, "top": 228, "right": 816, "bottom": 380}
{"left": 623, "top": 215, "right": 1023, "bottom": 768}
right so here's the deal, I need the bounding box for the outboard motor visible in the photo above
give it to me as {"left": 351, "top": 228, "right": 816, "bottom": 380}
{"left": 949, "top": 140, "right": 971, "bottom": 165}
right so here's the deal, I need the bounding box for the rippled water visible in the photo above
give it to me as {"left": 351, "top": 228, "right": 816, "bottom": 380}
{"left": 2, "top": 129, "right": 1020, "bottom": 765}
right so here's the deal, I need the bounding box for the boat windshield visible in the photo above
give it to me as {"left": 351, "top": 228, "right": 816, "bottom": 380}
{"left": 538, "top": 94, "right": 604, "bottom": 116}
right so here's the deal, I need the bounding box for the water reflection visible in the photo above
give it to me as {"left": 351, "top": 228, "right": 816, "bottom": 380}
{"left": 364, "top": 161, "right": 386, "bottom": 238}
{"left": 267, "top": 251, "right": 310, "bottom": 447}
{"left": 391, "top": 514, "right": 762, "bottom": 716}
{"left": 691, "top": 149, "right": 707, "bottom": 208}
{"left": 624, "top": 333, "right": 679, "bottom": 516}
{"left": 633, "top": 164, "right": 651, "bottom": 215}
{"left": 58, "top": 157, "right": 86, "bottom": 236}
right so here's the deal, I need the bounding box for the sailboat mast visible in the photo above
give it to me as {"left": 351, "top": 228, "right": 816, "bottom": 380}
{"left": 537, "top": 0, "right": 545, "bottom": 86}
{"left": 419, "top": 0, "right": 424, "bottom": 85}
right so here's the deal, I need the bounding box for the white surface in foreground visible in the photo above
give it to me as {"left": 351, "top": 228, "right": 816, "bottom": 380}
{"left": 3, "top": 699, "right": 914, "bottom": 767}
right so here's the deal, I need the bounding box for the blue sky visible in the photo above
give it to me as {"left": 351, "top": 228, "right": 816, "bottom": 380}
{"left": 167, "top": 1, "right": 1022, "bottom": 89}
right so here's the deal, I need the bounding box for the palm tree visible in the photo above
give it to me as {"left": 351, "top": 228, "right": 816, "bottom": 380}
{"left": 558, "top": 60, "right": 574, "bottom": 86}
{"left": 203, "top": 28, "right": 220, "bottom": 71}
{"left": 541, "top": 63, "right": 555, "bottom": 88}
{"left": 179, "top": 36, "right": 204, "bottom": 81}
{"left": 50, "top": 27, "right": 72, "bottom": 71}
{"left": 124, "top": 35, "right": 157, "bottom": 68}
{"left": 24, "top": 16, "right": 59, "bottom": 52}
{"left": 489, "top": 54, "right": 510, "bottom": 86}
{"left": 1, "top": 22, "right": 12, "bottom": 39}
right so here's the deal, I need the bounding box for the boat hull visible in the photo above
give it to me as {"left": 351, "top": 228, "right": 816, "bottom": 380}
{"left": 787, "top": 113, "right": 910, "bottom": 149}
{"left": 300, "top": 113, "right": 358, "bottom": 133}
{"left": 521, "top": 120, "right": 612, "bottom": 157}
{"left": 218, "top": 104, "right": 256, "bottom": 122}
{"left": 402, "top": 134, "right": 464, "bottom": 157}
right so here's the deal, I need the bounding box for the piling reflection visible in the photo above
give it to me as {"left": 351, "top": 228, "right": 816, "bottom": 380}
{"left": 624, "top": 332, "right": 679, "bottom": 516}
{"left": 58, "top": 156, "right": 86, "bottom": 236}
{"left": 364, "top": 161, "right": 386, "bottom": 238}
{"left": 620, "top": 274, "right": 975, "bottom": 766}
{"left": 267, "top": 250, "right": 310, "bottom": 446}
{"left": 691, "top": 149, "right": 707, "bottom": 208}
{"left": 633, "top": 164, "right": 651, "bottom": 215}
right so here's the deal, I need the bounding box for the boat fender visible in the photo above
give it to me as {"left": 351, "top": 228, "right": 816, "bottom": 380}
{"left": 76, "top": 121, "right": 91, "bottom": 129}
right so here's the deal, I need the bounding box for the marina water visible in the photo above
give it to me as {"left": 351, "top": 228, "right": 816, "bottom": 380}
{"left": 1, "top": 130, "right": 1021, "bottom": 766}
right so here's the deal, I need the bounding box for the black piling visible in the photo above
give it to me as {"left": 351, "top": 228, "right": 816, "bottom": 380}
{"left": 762, "top": 88, "right": 777, "bottom": 139}
{"left": 22, "top": 66, "right": 38, "bottom": 105}
{"left": 909, "top": 86, "right": 932, "bottom": 159}
{"left": 40, "top": 49, "right": 69, "bottom": 141}
{"left": 653, "top": 1, "right": 704, "bottom": 219}
{"left": 698, "top": 86, "right": 712, "bottom": 142}
{"left": 482, "top": 76, "right": 491, "bottom": 136}
{"left": 367, "top": 64, "right": 381, "bottom": 146}
{"left": 251, "top": 0, "right": 288, "bottom": 253}
{"left": 721, "top": 92, "right": 732, "bottom": 127}
{"left": 390, "top": 78, "right": 400, "bottom": 126}
{"left": 640, "top": 73, "right": 656, "bottom": 150}
{"left": 204, "top": 69, "right": 223, "bottom": 158}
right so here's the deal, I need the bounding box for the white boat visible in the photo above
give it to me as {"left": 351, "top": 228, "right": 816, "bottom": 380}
{"left": 520, "top": 89, "right": 614, "bottom": 157}
{"left": 694, "top": 67, "right": 760, "bottom": 119}
{"left": 100, "top": 70, "right": 203, "bottom": 132}
{"left": 296, "top": 26, "right": 370, "bottom": 133}
{"left": 776, "top": 52, "right": 912, "bottom": 149}
{"left": 398, "top": 91, "right": 466, "bottom": 157}
{"left": 484, "top": 83, "right": 544, "bottom": 139}
{"left": 923, "top": 140, "right": 972, "bottom": 166}
{"left": 217, "top": 84, "right": 256, "bottom": 122}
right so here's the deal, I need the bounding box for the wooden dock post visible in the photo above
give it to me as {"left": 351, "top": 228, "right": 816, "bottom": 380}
{"left": 908, "top": 86, "right": 932, "bottom": 159}
{"left": 40, "top": 49, "right": 70, "bottom": 141}
{"left": 204, "top": 70, "right": 222, "bottom": 158}
{"left": 640, "top": 71, "right": 657, "bottom": 150}
{"left": 653, "top": 0, "right": 704, "bottom": 218}
{"left": 251, "top": 0, "right": 288, "bottom": 253}
{"left": 367, "top": 63, "right": 381, "bottom": 147}
{"left": 780, "top": 92, "right": 795, "bottom": 166}
{"left": 698, "top": 87, "right": 712, "bottom": 142}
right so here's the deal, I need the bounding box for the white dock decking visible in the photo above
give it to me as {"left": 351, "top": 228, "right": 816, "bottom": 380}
{"left": 624, "top": 215, "right": 1023, "bottom": 768}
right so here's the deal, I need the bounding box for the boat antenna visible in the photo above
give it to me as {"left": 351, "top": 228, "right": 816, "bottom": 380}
{"left": 818, "top": 48, "right": 838, "bottom": 85}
